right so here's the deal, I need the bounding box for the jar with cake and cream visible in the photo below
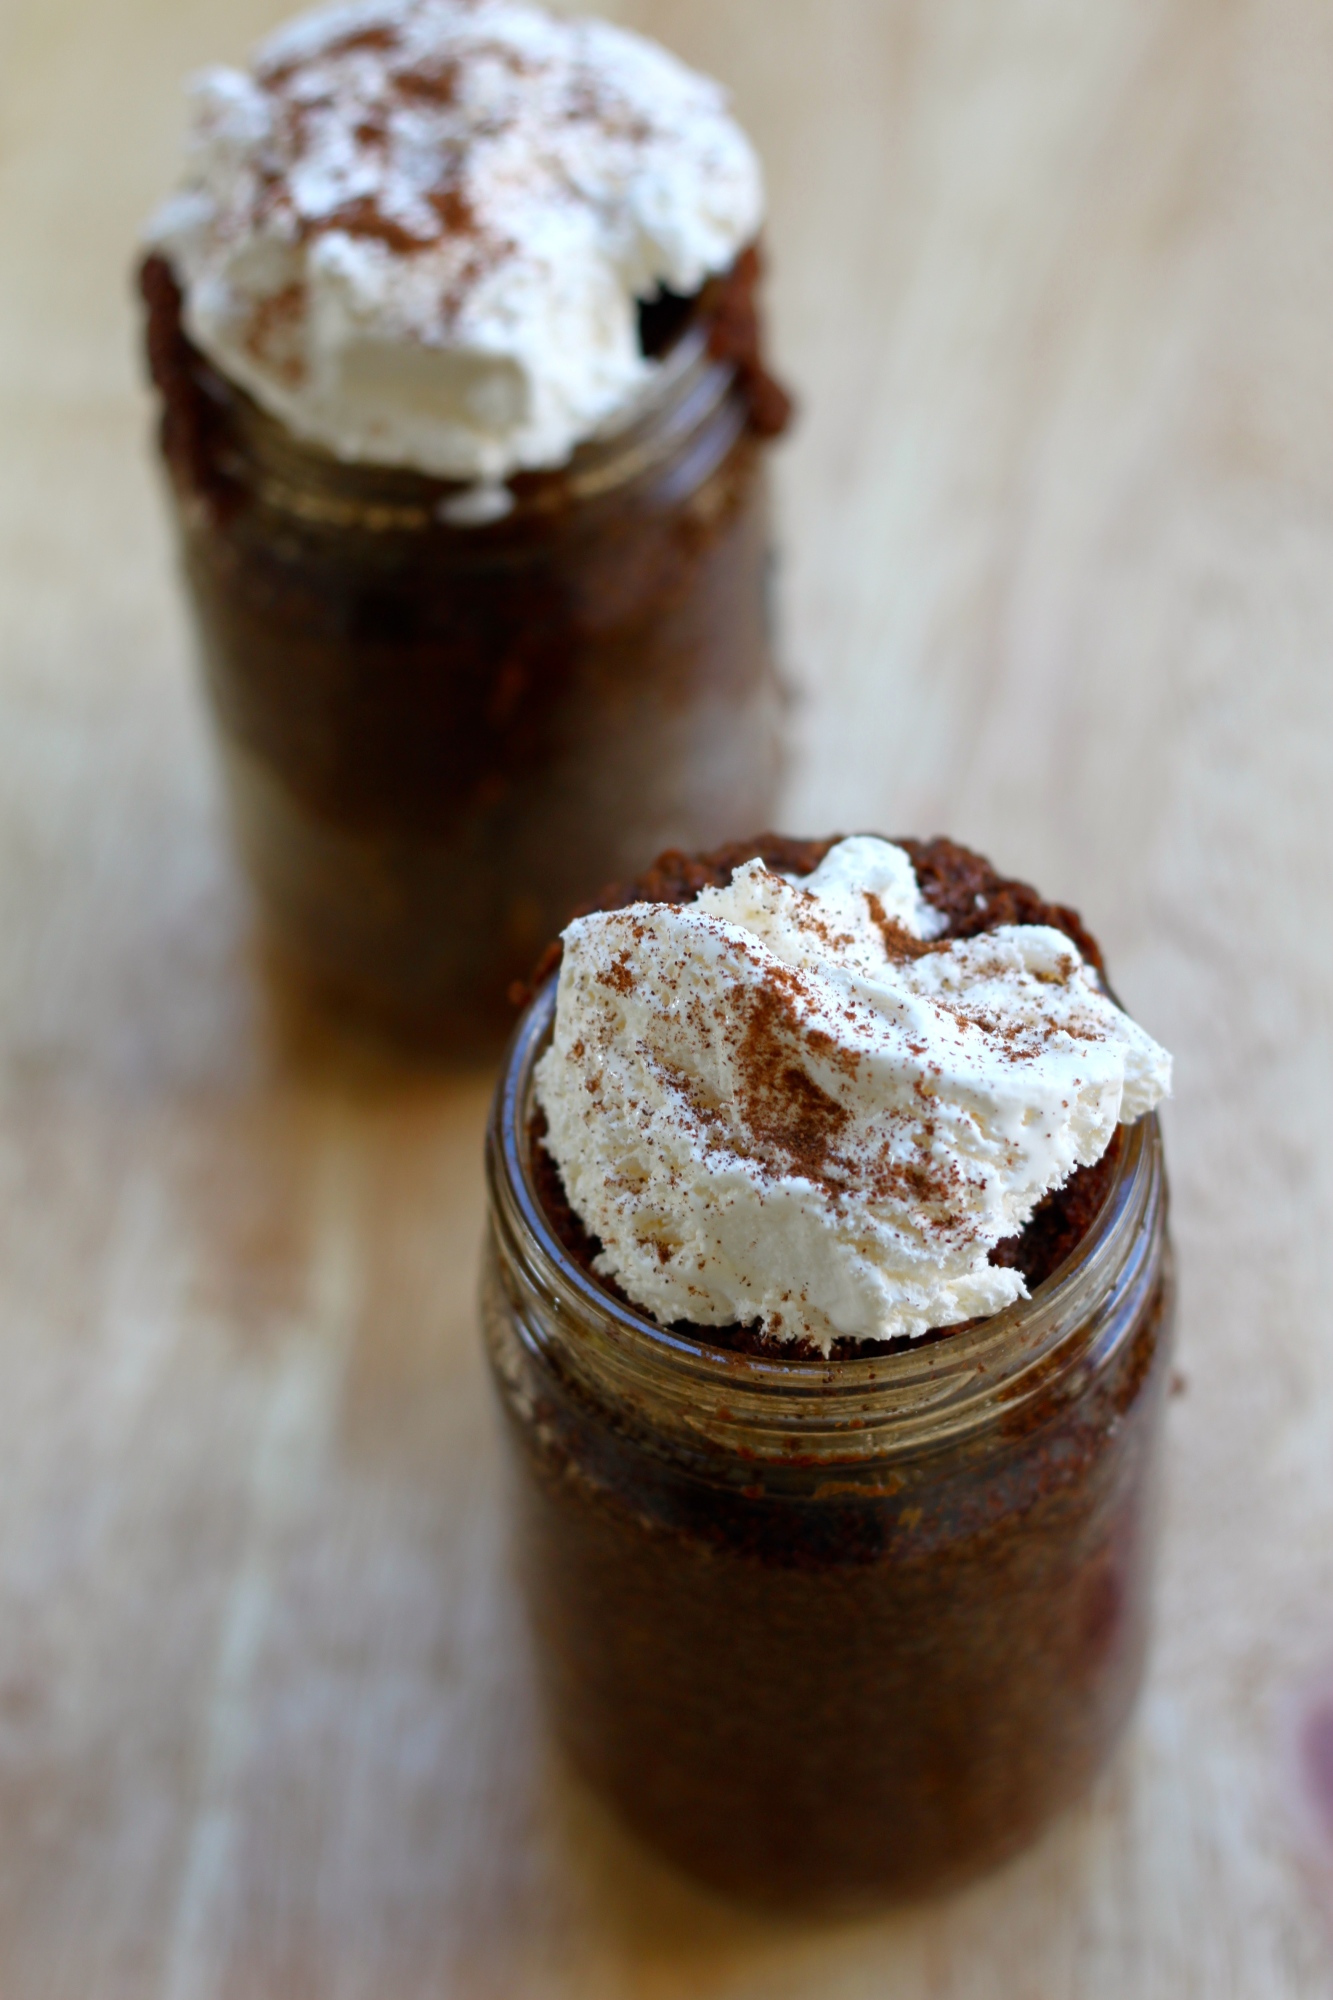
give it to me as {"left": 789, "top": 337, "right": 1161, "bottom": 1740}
{"left": 140, "top": 0, "right": 790, "bottom": 1047}
{"left": 483, "top": 834, "right": 1175, "bottom": 1909}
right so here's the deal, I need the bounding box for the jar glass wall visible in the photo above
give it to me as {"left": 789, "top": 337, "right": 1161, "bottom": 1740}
{"left": 142, "top": 261, "right": 786, "bottom": 1049}
{"left": 482, "top": 984, "right": 1175, "bottom": 1910}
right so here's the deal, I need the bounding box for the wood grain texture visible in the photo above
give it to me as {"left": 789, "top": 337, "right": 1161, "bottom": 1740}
{"left": 3, "top": 0, "right": 1333, "bottom": 1992}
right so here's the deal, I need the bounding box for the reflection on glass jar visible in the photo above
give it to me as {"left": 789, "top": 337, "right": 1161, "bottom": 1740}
{"left": 141, "top": 256, "right": 788, "bottom": 1049}
{"left": 483, "top": 983, "right": 1175, "bottom": 1911}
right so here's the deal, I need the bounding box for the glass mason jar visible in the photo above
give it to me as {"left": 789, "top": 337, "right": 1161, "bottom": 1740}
{"left": 482, "top": 982, "right": 1176, "bottom": 1911}
{"left": 141, "top": 258, "right": 786, "bottom": 1050}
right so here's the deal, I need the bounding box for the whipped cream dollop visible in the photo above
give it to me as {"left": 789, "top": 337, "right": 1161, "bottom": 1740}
{"left": 535, "top": 838, "right": 1172, "bottom": 1351}
{"left": 146, "top": 0, "right": 763, "bottom": 481}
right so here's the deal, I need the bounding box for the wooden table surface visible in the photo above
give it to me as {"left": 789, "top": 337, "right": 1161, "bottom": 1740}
{"left": 4, "top": 0, "right": 1333, "bottom": 1992}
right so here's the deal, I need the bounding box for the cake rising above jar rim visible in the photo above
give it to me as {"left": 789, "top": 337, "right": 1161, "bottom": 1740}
{"left": 535, "top": 836, "right": 1172, "bottom": 1351}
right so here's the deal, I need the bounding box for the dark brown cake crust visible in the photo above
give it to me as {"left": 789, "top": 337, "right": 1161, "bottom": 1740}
{"left": 139, "top": 255, "right": 243, "bottom": 520}
{"left": 526, "top": 832, "right": 1121, "bottom": 1356}
{"left": 518, "top": 830, "right": 1104, "bottom": 1002}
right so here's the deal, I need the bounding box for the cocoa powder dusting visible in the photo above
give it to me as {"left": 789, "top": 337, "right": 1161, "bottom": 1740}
{"left": 260, "top": 25, "right": 402, "bottom": 90}
{"left": 395, "top": 58, "right": 461, "bottom": 104}
{"left": 301, "top": 196, "right": 438, "bottom": 254}
{"left": 734, "top": 978, "right": 850, "bottom": 1187}
{"left": 243, "top": 282, "right": 308, "bottom": 386}
{"left": 317, "top": 25, "right": 401, "bottom": 60}
{"left": 253, "top": 45, "right": 498, "bottom": 269}
{"left": 865, "top": 892, "right": 938, "bottom": 964}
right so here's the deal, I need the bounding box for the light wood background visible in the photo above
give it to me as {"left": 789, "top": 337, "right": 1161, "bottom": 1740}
{"left": 3, "top": 0, "right": 1333, "bottom": 1993}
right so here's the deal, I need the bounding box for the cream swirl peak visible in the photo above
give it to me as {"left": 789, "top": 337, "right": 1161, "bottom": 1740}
{"left": 145, "top": 0, "right": 764, "bottom": 481}
{"left": 535, "top": 838, "right": 1172, "bottom": 1351}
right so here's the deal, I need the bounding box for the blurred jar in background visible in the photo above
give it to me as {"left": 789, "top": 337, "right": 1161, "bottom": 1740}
{"left": 138, "top": 0, "right": 791, "bottom": 1049}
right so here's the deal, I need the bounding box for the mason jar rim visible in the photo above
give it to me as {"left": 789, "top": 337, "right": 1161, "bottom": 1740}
{"left": 214, "top": 309, "right": 741, "bottom": 532}
{"left": 486, "top": 980, "right": 1169, "bottom": 1467}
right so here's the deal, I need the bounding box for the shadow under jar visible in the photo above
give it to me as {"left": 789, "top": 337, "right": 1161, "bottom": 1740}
{"left": 140, "top": 255, "right": 788, "bottom": 1050}
{"left": 483, "top": 982, "right": 1176, "bottom": 1911}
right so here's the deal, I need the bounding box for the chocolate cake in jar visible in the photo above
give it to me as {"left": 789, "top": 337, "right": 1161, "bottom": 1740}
{"left": 483, "top": 834, "right": 1175, "bottom": 1909}
{"left": 139, "top": 1, "right": 791, "bottom": 1047}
